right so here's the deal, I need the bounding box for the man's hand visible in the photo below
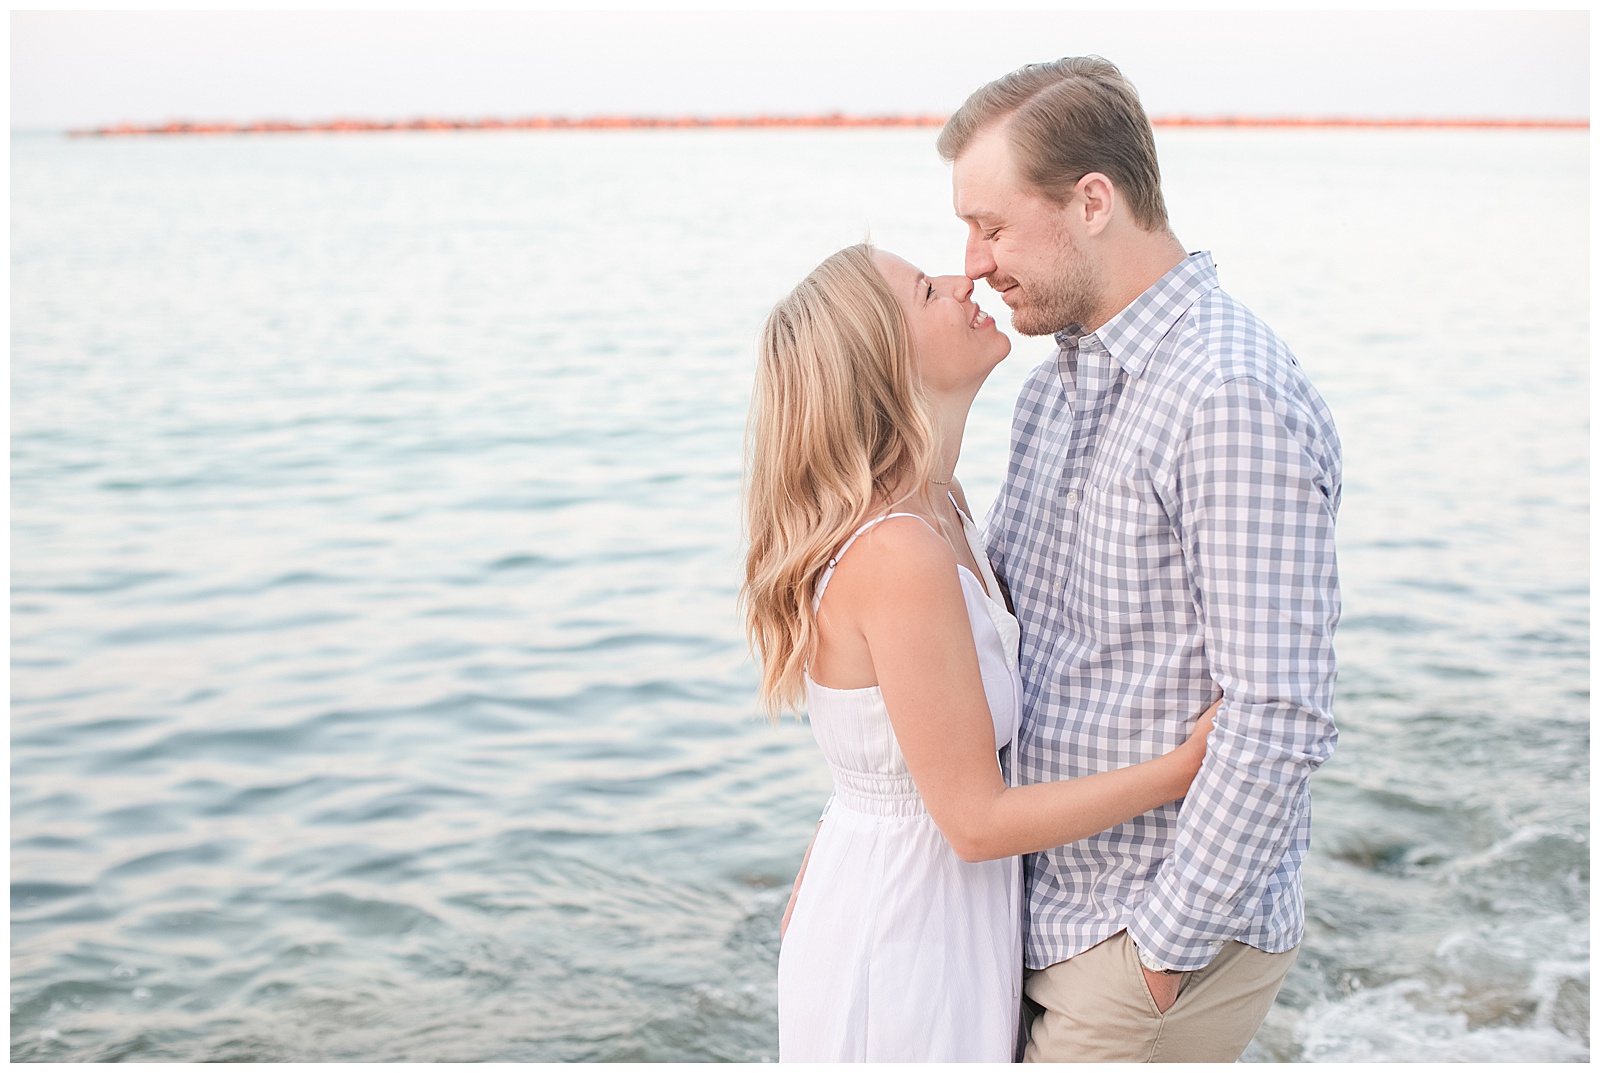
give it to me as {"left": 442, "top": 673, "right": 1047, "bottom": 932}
{"left": 1141, "top": 966, "right": 1183, "bottom": 1014}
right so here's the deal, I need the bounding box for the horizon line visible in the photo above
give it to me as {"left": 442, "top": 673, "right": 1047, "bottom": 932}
{"left": 65, "top": 112, "right": 1591, "bottom": 137}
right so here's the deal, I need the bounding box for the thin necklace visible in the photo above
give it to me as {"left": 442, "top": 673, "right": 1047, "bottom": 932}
{"left": 929, "top": 474, "right": 955, "bottom": 486}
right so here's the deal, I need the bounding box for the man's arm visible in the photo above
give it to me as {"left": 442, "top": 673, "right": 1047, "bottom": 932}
{"left": 1127, "top": 374, "right": 1340, "bottom": 973}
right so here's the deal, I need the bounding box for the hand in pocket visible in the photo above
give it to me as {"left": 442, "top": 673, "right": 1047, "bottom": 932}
{"left": 1140, "top": 965, "right": 1183, "bottom": 1014}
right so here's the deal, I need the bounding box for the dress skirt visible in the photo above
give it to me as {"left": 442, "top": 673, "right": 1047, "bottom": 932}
{"left": 777, "top": 792, "right": 1022, "bottom": 1062}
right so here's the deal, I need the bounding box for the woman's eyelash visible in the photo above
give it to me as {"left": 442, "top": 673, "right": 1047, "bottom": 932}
{"left": 925, "top": 282, "right": 934, "bottom": 300}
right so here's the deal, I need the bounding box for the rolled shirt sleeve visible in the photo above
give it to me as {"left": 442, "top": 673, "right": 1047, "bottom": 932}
{"left": 1126, "top": 375, "right": 1340, "bottom": 972}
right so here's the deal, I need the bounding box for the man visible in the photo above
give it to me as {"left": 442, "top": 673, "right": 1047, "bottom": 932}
{"left": 938, "top": 57, "right": 1341, "bottom": 1062}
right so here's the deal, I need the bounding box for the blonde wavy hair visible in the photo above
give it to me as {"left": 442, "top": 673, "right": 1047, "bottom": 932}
{"left": 742, "top": 244, "right": 936, "bottom": 716}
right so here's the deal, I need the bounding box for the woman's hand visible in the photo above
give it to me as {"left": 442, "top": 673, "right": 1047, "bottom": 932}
{"left": 781, "top": 823, "right": 822, "bottom": 941}
{"left": 1167, "top": 695, "right": 1221, "bottom": 794}
{"left": 781, "top": 887, "right": 798, "bottom": 941}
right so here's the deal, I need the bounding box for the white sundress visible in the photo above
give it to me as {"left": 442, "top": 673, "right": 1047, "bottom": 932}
{"left": 777, "top": 502, "right": 1024, "bottom": 1063}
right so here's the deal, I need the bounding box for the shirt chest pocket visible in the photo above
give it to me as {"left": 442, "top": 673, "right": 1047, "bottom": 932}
{"left": 1069, "top": 476, "right": 1178, "bottom": 621}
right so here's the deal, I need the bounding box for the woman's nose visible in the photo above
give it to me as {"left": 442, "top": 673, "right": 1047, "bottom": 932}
{"left": 936, "top": 274, "right": 974, "bottom": 300}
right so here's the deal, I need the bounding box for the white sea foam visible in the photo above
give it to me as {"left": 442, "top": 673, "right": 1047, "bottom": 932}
{"left": 1299, "top": 907, "right": 1591, "bottom": 1063}
{"left": 1297, "top": 973, "right": 1589, "bottom": 1063}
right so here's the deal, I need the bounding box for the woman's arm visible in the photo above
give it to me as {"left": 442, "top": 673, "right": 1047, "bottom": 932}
{"left": 922, "top": 706, "right": 1211, "bottom": 863}
{"left": 841, "top": 519, "right": 1213, "bottom": 864}
{"left": 780, "top": 822, "right": 820, "bottom": 940}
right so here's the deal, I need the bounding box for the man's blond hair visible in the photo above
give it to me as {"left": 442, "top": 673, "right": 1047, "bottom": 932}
{"left": 937, "top": 56, "right": 1170, "bottom": 233}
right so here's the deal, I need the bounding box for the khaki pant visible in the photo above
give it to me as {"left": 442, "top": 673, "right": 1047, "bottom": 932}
{"left": 1021, "top": 931, "right": 1296, "bottom": 1063}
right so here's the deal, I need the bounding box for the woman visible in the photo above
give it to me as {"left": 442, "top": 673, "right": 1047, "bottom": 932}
{"left": 742, "top": 245, "right": 1216, "bottom": 1062}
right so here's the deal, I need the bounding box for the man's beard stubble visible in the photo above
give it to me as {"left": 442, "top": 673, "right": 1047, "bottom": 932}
{"left": 1005, "top": 228, "right": 1103, "bottom": 337}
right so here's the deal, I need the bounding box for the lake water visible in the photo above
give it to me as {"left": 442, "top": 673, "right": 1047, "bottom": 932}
{"left": 10, "top": 127, "right": 1589, "bottom": 1061}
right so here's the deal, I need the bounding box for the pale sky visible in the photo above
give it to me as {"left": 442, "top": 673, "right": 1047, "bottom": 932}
{"left": 9, "top": 8, "right": 1591, "bottom": 130}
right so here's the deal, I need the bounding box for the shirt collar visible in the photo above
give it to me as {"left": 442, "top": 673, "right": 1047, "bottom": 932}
{"left": 1054, "top": 251, "right": 1219, "bottom": 379}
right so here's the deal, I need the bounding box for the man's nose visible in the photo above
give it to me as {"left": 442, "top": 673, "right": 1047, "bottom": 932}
{"left": 964, "top": 236, "right": 995, "bottom": 281}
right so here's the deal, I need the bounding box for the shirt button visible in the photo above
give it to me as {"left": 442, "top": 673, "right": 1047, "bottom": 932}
{"left": 1064, "top": 490, "right": 1079, "bottom": 507}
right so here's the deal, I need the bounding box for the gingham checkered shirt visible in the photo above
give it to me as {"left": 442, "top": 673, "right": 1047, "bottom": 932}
{"left": 985, "top": 251, "right": 1341, "bottom": 972}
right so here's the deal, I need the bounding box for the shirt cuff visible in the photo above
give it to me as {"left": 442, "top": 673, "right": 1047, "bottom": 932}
{"left": 1128, "top": 924, "right": 1227, "bottom": 973}
{"left": 1134, "top": 938, "right": 1180, "bottom": 974}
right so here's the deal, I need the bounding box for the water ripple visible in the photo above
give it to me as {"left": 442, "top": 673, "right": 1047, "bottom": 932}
{"left": 10, "top": 127, "right": 1588, "bottom": 1062}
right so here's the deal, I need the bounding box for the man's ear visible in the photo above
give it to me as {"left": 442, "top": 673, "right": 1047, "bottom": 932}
{"left": 1075, "top": 172, "right": 1116, "bottom": 237}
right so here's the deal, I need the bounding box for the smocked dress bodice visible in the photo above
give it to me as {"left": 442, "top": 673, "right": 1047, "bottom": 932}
{"left": 804, "top": 548, "right": 1021, "bottom": 815}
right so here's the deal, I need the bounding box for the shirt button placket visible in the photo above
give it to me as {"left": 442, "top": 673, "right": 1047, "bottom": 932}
{"left": 1055, "top": 484, "right": 1078, "bottom": 599}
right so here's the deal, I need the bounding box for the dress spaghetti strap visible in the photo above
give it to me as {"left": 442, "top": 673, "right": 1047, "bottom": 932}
{"left": 812, "top": 512, "right": 937, "bottom": 610}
